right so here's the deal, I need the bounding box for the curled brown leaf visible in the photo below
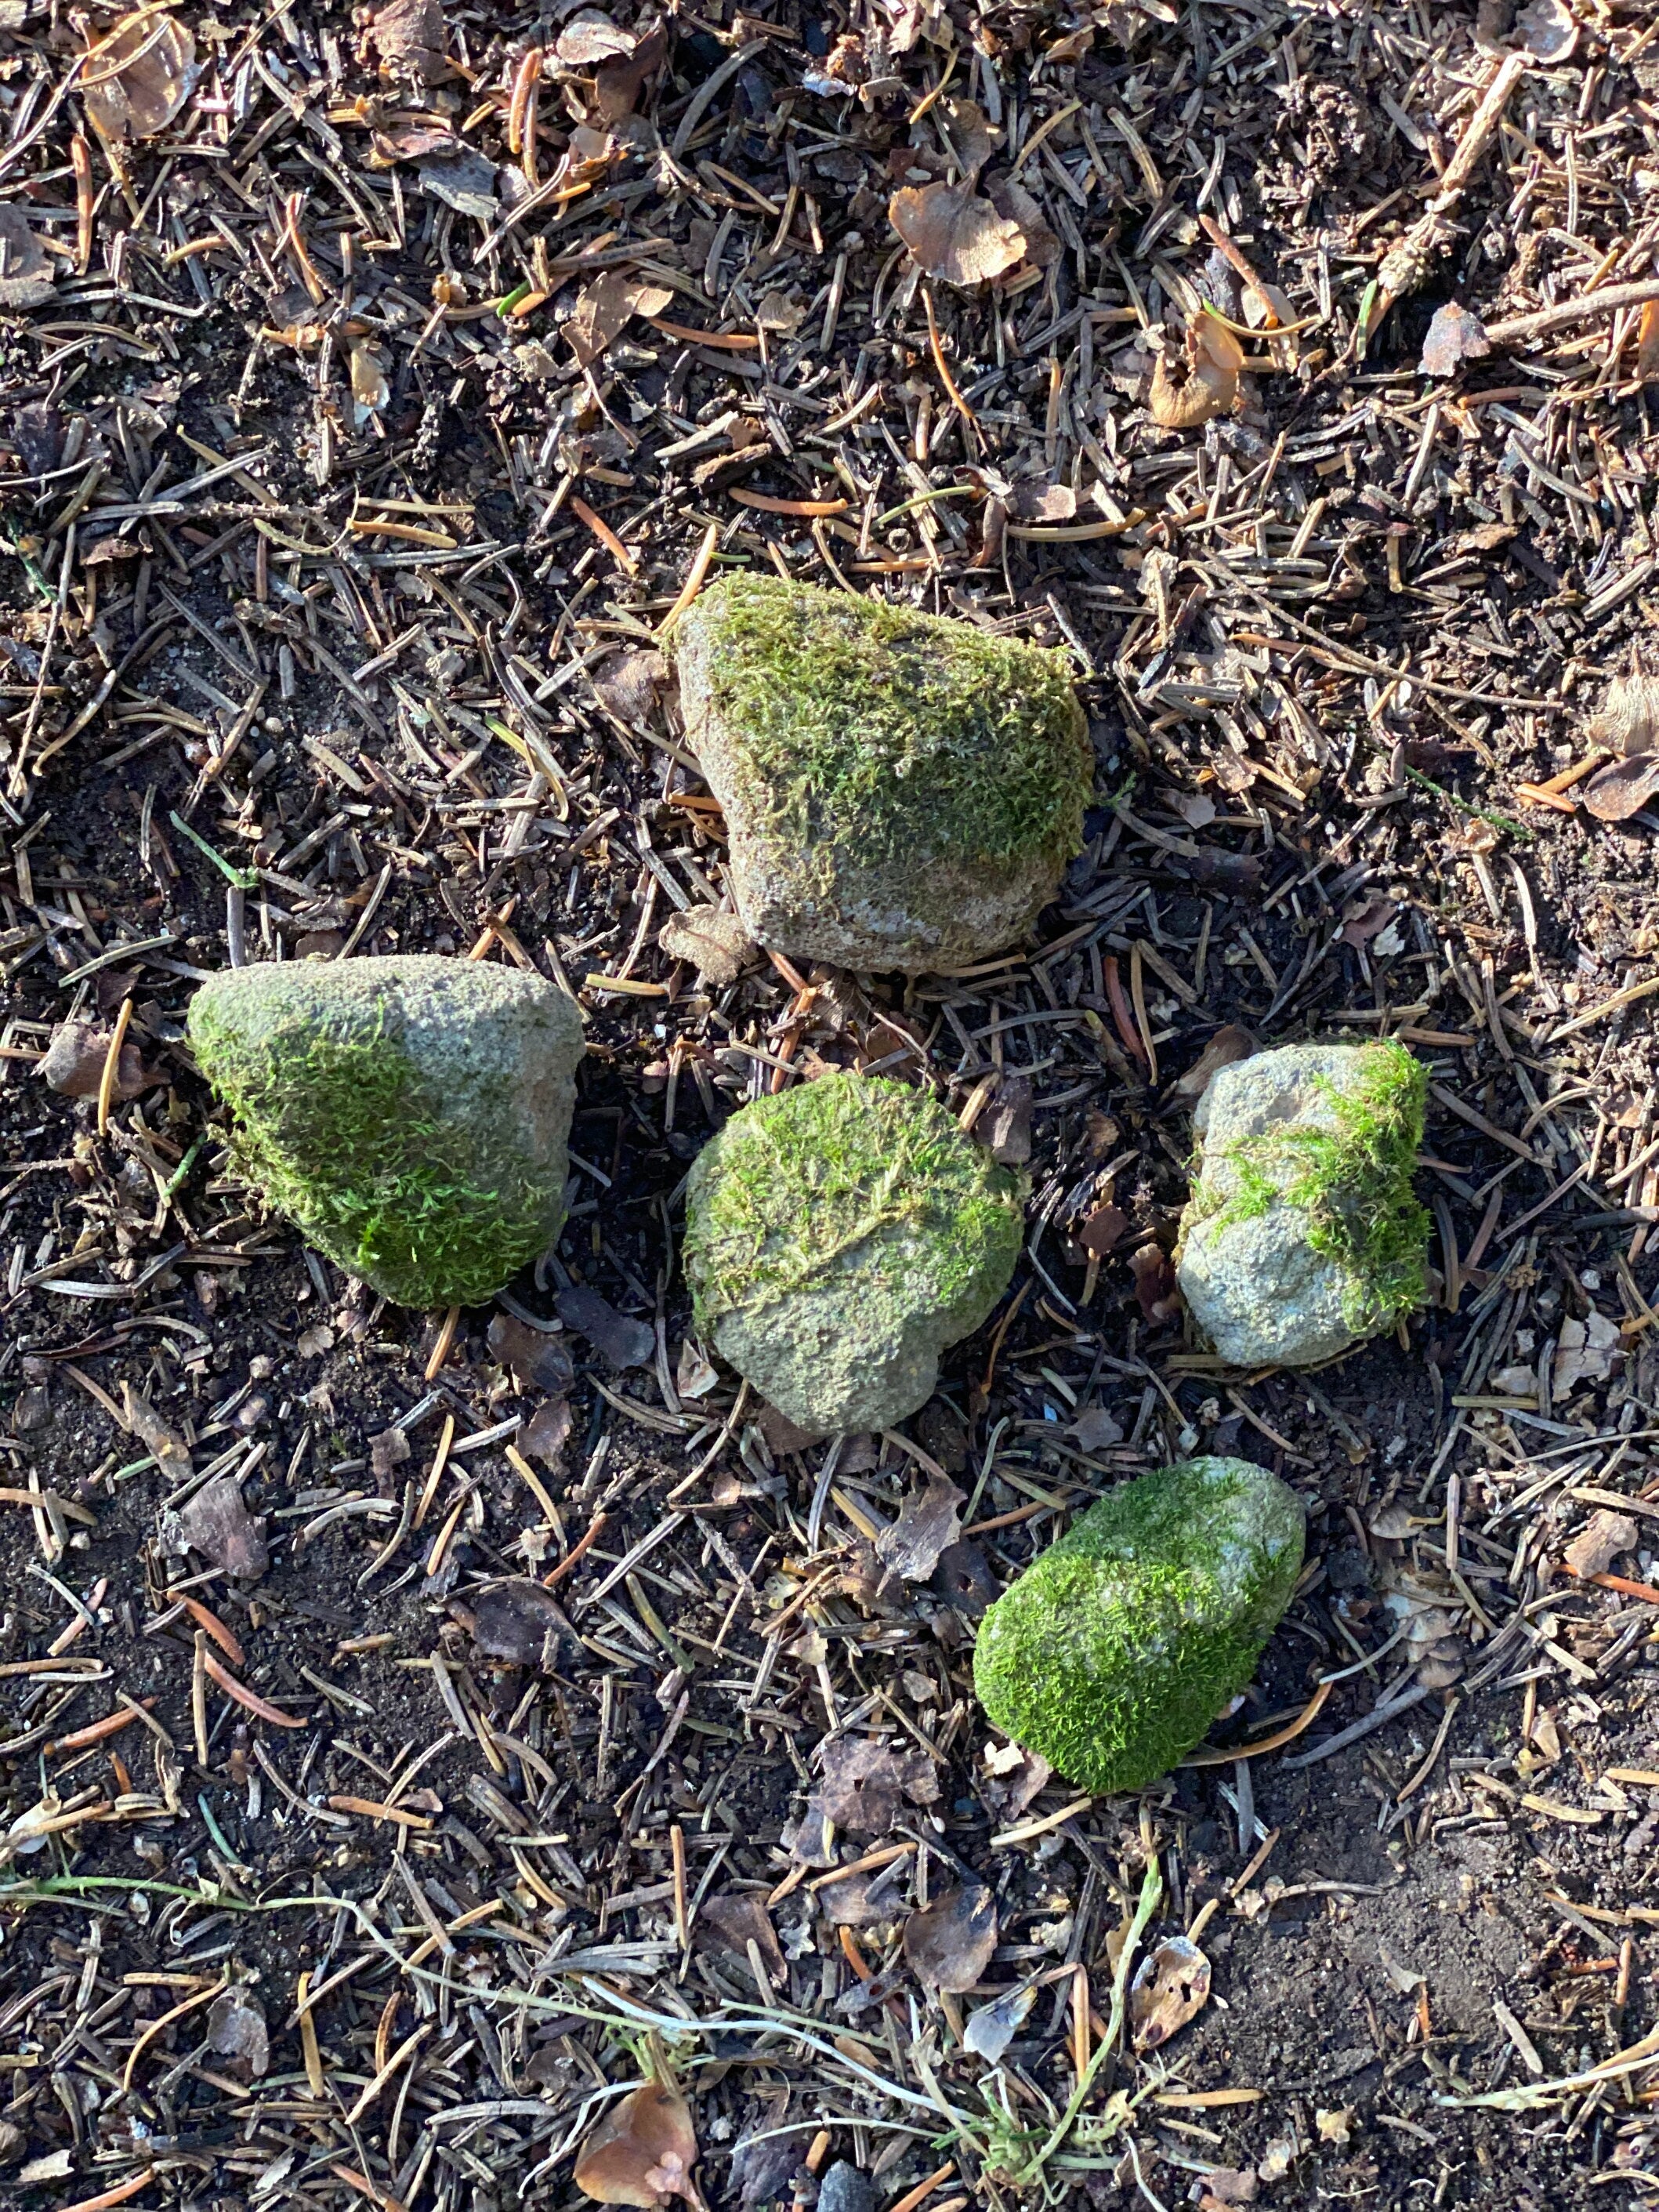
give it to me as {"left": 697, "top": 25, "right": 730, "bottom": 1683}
{"left": 889, "top": 179, "right": 1025, "bottom": 287}
{"left": 1130, "top": 1934, "right": 1212, "bottom": 2050}
{"left": 82, "top": 10, "right": 200, "bottom": 141}
{"left": 1583, "top": 753, "right": 1659, "bottom": 823}
{"left": 575, "top": 2050, "right": 701, "bottom": 2209}
{"left": 1149, "top": 310, "right": 1242, "bottom": 428}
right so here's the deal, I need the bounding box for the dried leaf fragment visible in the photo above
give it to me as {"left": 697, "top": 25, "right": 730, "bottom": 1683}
{"left": 697, "top": 1891, "right": 787, "bottom": 1985}
{"left": 368, "top": 0, "right": 447, "bottom": 82}
{"left": 121, "top": 1383, "right": 192, "bottom": 1481}
{"left": 349, "top": 342, "right": 389, "bottom": 415}
{"left": 875, "top": 1471, "right": 965, "bottom": 1582}
{"left": 1583, "top": 753, "right": 1659, "bottom": 822}
{"left": 1588, "top": 673, "right": 1659, "bottom": 756}
{"left": 1150, "top": 310, "right": 1241, "bottom": 428}
{"left": 567, "top": 271, "right": 676, "bottom": 368}
{"left": 658, "top": 906, "right": 757, "bottom": 985}
{"left": 810, "top": 1735, "right": 938, "bottom": 1836}
{"left": 888, "top": 179, "right": 1025, "bottom": 287}
{"left": 207, "top": 1987, "right": 269, "bottom": 2076}
{"left": 1418, "top": 301, "right": 1491, "bottom": 378}
{"left": 1130, "top": 1934, "right": 1212, "bottom": 2050}
{"left": 469, "top": 1578, "right": 571, "bottom": 1669}
{"left": 487, "top": 1311, "right": 576, "bottom": 1395}
{"left": 555, "top": 1285, "right": 654, "bottom": 1369}
{"left": 556, "top": 9, "right": 637, "bottom": 67}
{"left": 1565, "top": 1508, "right": 1637, "bottom": 1579}
{"left": 903, "top": 1882, "right": 997, "bottom": 1991}
{"left": 165, "top": 1474, "right": 269, "bottom": 1579}
{"left": 1174, "top": 1024, "right": 1255, "bottom": 1104}
{"left": 575, "top": 2052, "right": 700, "bottom": 2209}
{"left": 38, "top": 1019, "right": 150, "bottom": 1101}
{"left": 0, "top": 209, "right": 55, "bottom": 310}
{"left": 82, "top": 10, "right": 200, "bottom": 142}
{"left": 1515, "top": 0, "right": 1578, "bottom": 61}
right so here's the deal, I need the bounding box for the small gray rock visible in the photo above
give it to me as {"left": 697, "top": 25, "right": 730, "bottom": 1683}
{"left": 684, "top": 1072, "right": 1024, "bottom": 1435}
{"left": 1175, "top": 1040, "right": 1429, "bottom": 1369}
{"left": 188, "top": 956, "right": 584, "bottom": 1308}
{"left": 672, "top": 575, "right": 1089, "bottom": 972}
{"left": 817, "top": 2164, "right": 875, "bottom": 2212}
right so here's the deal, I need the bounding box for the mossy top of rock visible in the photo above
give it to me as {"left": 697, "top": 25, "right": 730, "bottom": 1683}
{"left": 672, "top": 574, "right": 1090, "bottom": 887}
{"left": 973, "top": 1456, "right": 1305, "bottom": 1795}
{"left": 1186, "top": 1039, "right": 1429, "bottom": 1339}
{"left": 188, "top": 956, "right": 583, "bottom": 1309}
{"left": 685, "top": 1071, "right": 1023, "bottom": 1334}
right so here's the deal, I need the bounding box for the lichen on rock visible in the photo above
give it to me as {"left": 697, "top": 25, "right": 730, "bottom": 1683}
{"left": 683, "top": 1071, "right": 1024, "bottom": 1434}
{"left": 188, "top": 956, "right": 584, "bottom": 1308}
{"left": 671, "top": 573, "right": 1091, "bottom": 972}
{"left": 973, "top": 1456, "right": 1305, "bottom": 1794}
{"left": 1175, "top": 1039, "right": 1429, "bottom": 1369}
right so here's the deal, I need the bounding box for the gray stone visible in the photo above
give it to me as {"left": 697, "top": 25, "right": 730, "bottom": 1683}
{"left": 683, "top": 1072, "right": 1024, "bottom": 1435}
{"left": 1175, "top": 1040, "right": 1429, "bottom": 1369}
{"left": 672, "top": 575, "right": 1089, "bottom": 972}
{"left": 188, "top": 956, "right": 584, "bottom": 1307}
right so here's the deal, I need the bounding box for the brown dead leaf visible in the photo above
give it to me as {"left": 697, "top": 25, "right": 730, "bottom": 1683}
{"left": 1199, "top": 2172, "right": 1259, "bottom": 2210}
{"left": 903, "top": 1883, "right": 997, "bottom": 1991}
{"left": 592, "top": 20, "right": 667, "bottom": 122}
{"left": 1128, "top": 1241, "right": 1182, "bottom": 1325}
{"left": 369, "top": 1427, "right": 411, "bottom": 1481}
{"left": 1070, "top": 1403, "right": 1125, "bottom": 1450}
{"left": 940, "top": 96, "right": 999, "bottom": 179}
{"left": 121, "top": 1382, "right": 192, "bottom": 1481}
{"left": 1130, "top": 1934, "right": 1212, "bottom": 2051}
{"left": 1583, "top": 753, "right": 1659, "bottom": 822}
{"left": 567, "top": 271, "right": 676, "bottom": 368}
{"left": 556, "top": 9, "right": 637, "bottom": 66}
{"left": 658, "top": 906, "right": 758, "bottom": 985}
{"left": 38, "top": 1019, "right": 152, "bottom": 1101}
{"left": 165, "top": 1474, "right": 269, "bottom": 1579}
{"left": 349, "top": 342, "right": 389, "bottom": 414}
{"left": 1078, "top": 1202, "right": 1128, "bottom": 1258}
{"left": 522, "top": 1396, "right": 574, "bottom": 1467}
{"left": 82, "top": 10, "right": 200, "bottom": 142}
{"left": 555, "top": 1285, "right": 654, "bottom": 1369}
{"left": 468, "top": 1579, "right": 571, "bottom": 1669}
{"left": 1588, "top": 673, "right": 1659, "bottom": 756}
{"left": 487, "top": 1312, "right": 576, "bottom": 1394}
{"left": 1562, "top": 1500, "right": 1631, "bottom": 1572}
{"left": 811, "top": 1736, "right": 938, "bottom": 1835}
{"left": 1150, "top": 310, "right": 1241, "bottom": 428}
{"left": 1174, "top": 1024, "right": 1255, "bottom": 1104}
{"left": 889, "top": 179, "right": 1025, "bottom": 287}
{"left": 0, "top": 209, "right": 55, "bottom": 310}
{"left": 875, "top": 1471, "right": 965, "bottom": 1582}
{"left": 987, "top": 174, "right": 1060, "bottom": 272}
{"left": 368, "top": 0, "right": 447, "bottom": 82}
{"left": 1515, "top": 0, "right": 1578, "bottom": 61}
{"left": 590, "top": 647, "right": 668, "bottom": 724}
{"left": 697, "top": 1891, "right": 787, "bottom": 1985}
{"left": 1012, "top": 480, "right": 1077, "bottom": 524}
{"left": 575, "top": 2050, "right": 700, "bottom": 2209}
{"left": 1418, "top": 301, "right": 1491, "bottom": 379}
{"left": 206, "top": 1987, "right": 269, "bottom": 2077}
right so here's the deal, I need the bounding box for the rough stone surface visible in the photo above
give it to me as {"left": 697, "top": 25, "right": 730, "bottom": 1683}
{"left": 973, "top": 1456, "right": 1305, "bottom": 1793}
{"left": 1175, "top": 1040, "right": 1428, "bottom": 1369}
{"left": 672, "top": 574, "right": 1089, "bottom": 972}
{"left": 188, "top": 956, "right": 584, "bottom": 1307}
{"left": 683, "top": 1072, "right": 1023, "bottom": 1434}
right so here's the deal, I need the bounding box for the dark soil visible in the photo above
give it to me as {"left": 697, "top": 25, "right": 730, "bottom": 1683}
{"left": 6, "top": 1, "right": 1659, "bottom": 2208}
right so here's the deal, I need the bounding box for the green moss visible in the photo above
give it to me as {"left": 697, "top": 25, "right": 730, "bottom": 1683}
{"left": 973, "top": 1457, "right": 1305, "bottom": 1795}
{"left": 189, "top": 997, "right": 552, "bottom": 1308}
{"left": 683, "top": 1072, "right": 1024, "bottom": 1333}
{"left": 675, "top": 574, "right": 1090, "bottom": 886}
{"left": 1193, "top": 1041, "right": 1429, "bottom": 1334}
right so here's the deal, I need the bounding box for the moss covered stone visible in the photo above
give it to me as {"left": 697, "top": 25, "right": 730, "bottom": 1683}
{"left": 683, "top": 1072, "right": 1024, "bottom": 1434}
{"left": 1175, "top": 1040, "right": 1429, "bottom": 1369}
{"left": 973, "top": 1456, "right": 1305, "bottom": 1794}
{"left": 672, "top": 574, "right": 1090, "bottom": 972}
{"left": 188, "top": 956, "right": 584, "bottom": 1308}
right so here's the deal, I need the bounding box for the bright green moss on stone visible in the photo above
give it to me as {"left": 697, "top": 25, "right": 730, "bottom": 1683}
{"left": 973, "top": 1457, "right": 1305, "bottom": 1795}
{"left": 684, "top": 1072, "right": 1024, "bottom": 1434}
{"left": 188, "top": 956, "right": 583, "bottom": 1308}
{"left": 672, "top": 575, "right": 1091, "bottom": 970}
{"left": 1176, "top": 1040, "right": 1429, "bottom": 1368}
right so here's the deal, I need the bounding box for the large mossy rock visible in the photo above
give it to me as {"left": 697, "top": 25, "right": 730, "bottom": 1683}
{"left": 188, "top": 956, "right": 584, "bottom": 1307}
{"left": 683, "top": 1072, "right": 1024, "bottom": 1434}
{"left": 1175, "top": 1039, "right": 1429, "bottom": 1369}
{"left": 973, "top": 1456, "right": 1305, "bottom": 1793}
{"left": 672, "top": 575, "right": 1090, "bottom": 972}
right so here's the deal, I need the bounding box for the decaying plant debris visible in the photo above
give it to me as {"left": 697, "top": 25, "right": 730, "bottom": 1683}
{"left": 8, "top": 0, "right": 1659, "bottom": 2208}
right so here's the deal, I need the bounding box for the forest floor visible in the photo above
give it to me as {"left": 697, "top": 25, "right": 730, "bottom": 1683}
{"left": 7, "top": 0, "right": 1659, "bottom": 2208}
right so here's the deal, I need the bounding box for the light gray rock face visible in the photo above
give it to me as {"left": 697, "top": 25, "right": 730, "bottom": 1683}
{"left": 672, "top": 574, "right": 1090, "bottom": 973}
{"left": 1175, "top": 1040, "right": 1429, "bottom": 1369}
{"left": 683, "top": 1072, "right": 1026, "bottom": 1435}
{"left": 188, "top": 956, "right": 584, "bottom": 1307}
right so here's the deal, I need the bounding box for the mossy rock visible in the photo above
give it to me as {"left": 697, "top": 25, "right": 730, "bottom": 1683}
{"left": 683, "top": 1072, "right": 1024, "bottom": 1434}
{"left": 672, "top": 574, "right": 1091, "bottom": 972}
{"left": 973, "top": 1456, "right": 1305, "bottom": 1793}
{"left": 1175, "top": 1040, "right": 1429, "bottom": 1369}
{"left": 188, "top": 956, "right": 584, "bottom": 1308}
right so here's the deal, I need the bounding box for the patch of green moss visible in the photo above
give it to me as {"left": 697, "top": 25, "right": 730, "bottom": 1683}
{"left": 683, "top": 1072, "right": 1024, "bottom": 1332}
{"left": 676, "top": 575, "right": 1090, "bottom": 883}
{"left": 1193, "top": 1041, "right": 1429, "bottom": 1334}
{"left": 973, "top": 1457, "right": 1305, "bottom": 1795}
{"left": 189, "top": 997, "right": 552, "bottom": 1308}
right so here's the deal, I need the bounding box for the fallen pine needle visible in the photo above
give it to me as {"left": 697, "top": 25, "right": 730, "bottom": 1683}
{"left": 657, "top": 520, "right": 719, "bottom": 636}
{"left": 201, "top": 1652, "right": 306, "bottom": 1728}
{"left": 1182, "top": 1679, "right": 1335, "bottom": 1766}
